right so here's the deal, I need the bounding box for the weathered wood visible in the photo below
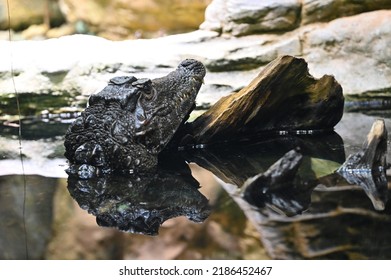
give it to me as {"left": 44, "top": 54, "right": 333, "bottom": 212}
{"left": 185, "top": 55, "right": 344, "bottom": 144}
{"left": 337, "top": 119, "right": 388, "bottom": 210}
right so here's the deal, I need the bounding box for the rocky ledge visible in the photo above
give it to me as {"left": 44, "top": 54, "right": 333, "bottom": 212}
{"left": 1, "top": 8, "right": 391, "bottom": 117}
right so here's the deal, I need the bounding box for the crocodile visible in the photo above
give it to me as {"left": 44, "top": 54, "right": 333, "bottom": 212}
{"left": 64, "top": 59, "right": 206, "bottom": 178}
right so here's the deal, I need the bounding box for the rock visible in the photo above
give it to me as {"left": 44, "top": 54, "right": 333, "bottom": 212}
{"left": 337, "top": 119, "right": 388, "bottom": 211}
{"left": 200, "top": 0, "right": 301, "bottom": 36}
{"left": 0, "top": 0, "right": 65, "bottom": 31}
{"left": 185, "top": 56, "right": 344, "bottom": 144}
{"left": 21, "top": 24, "right": 49, "bottom": 39}
{"left": 59, "top": 0, "right": 211, "bottom": 39}
{"left": 303, "top": 10, "right": 391, "bottom": 95}
{"left": 1, "top": 10, "right": 391, "bottom": 116}
{"left": 201, "top": 0, "right": 391, "bottom": 36}
{"left": 302, "top": 0, "right": 391, "bottom": 24}
{"left": 204, "top": 35, "right": 302, "bottom": 72}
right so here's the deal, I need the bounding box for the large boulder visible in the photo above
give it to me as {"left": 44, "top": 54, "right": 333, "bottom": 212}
{"left": 304, "top": 10, "right": 391, "bottom": 95}
{"left": 201, "top": 10, "right": 391, "bottom": 95}
{"left": 200, "top": 0, "right": 302, "bottom": 36}
{"left": 59, "top": 0, "right": 211, "bottom": 39}
{"left": 302, "top": 0, "right": 391, "bottom": 24}
{"left": 200, "top": 0, "right": 391, "bottom": 36}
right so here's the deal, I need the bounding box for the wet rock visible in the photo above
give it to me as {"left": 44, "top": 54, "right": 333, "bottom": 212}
{"left": 185, "top": 55, "right": 344, "bottom": 144}
{"left": 337, "top": 119, "right": 388, "bottom": 211}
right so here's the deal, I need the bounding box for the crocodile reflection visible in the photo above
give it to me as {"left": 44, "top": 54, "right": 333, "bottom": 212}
{"left": 67, "top": 158, "right": 211, "bottom": 235}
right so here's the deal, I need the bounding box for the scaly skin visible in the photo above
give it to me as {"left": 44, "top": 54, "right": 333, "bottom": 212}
{"left": 64, "top": 59, "right": 205, "bottom": 178}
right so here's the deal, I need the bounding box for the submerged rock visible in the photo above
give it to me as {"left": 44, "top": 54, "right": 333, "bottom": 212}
{"left": 184, "top": 55, "right": 344, "bottom": 144}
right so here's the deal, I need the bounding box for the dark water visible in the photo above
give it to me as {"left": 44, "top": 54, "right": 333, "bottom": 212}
{"left": 1, "top": 109, "right": 391, "bottom": 260}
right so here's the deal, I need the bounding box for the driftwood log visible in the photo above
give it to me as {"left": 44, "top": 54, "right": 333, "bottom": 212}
{"left": 180, "top": 55, "right": 344, "bottom": 144}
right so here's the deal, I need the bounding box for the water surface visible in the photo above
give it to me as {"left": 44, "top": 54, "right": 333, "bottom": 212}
{"left": 0, "top": 108, "right": 390, "bottom": 260}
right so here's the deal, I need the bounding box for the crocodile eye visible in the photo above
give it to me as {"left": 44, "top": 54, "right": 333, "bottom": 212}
{"left": 142, "top": 88, "right": 156, "bottom": 100}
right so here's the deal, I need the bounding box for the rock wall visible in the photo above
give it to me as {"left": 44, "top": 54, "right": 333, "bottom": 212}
{"left": 0, "top": 0, "right": 391, "bottom": 118}
{"left": 1, "top": 0, "right": 211, "bottom": 39}
{"left": 60, "top": 0, "right": 211, "bottom": 38}
{"left": 200, "top": 0, "right": 391, "bottom": 36}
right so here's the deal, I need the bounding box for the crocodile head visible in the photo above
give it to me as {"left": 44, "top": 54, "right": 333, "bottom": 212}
{"left": 134, "top": 59, "right": 206, "bottom": 153}
{"left": 64, "top": 59, "right": 206, "bottom": 176}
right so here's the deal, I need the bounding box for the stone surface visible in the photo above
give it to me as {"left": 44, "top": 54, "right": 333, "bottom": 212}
{"left": 200, "top": 0, "right": 301, "bottom": 36}
{"left": 303, "top": 10, "right": 391, "bottom": 95}
{"left": 302, "top": 0, "right": 391, "bottom": 24}
{"left": 1, "top": 10, "right": 391, "bottom": 118}
{"left": 201, "top": 0, "right": 391, "bottom": 36}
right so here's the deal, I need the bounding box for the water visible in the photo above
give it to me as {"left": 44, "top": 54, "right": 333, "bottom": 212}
{"left": 0, "top": 109, "right": 391, "bottom": 260}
